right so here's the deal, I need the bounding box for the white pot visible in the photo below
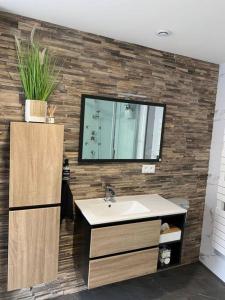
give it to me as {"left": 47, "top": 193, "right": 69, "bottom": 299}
{"left": 25, "top": 99, "right": 47, "bottom": 123}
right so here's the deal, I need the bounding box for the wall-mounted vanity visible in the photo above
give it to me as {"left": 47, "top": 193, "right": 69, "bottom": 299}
{"left": 75, "top": 194, "right": 186, "bottom": 289}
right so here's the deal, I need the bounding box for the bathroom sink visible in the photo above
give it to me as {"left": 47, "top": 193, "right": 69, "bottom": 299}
{"left": 76, "top": 194, "right": 187, "bottom": 225}
{"left": 87, "top": 200, "right": 150, "bottom": 221}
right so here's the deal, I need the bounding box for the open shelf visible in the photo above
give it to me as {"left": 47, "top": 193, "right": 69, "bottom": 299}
{"left": 157, "top": 242, "right": 182, "bottom": 270}
{"left": 157, "top": 214, "right": 185, "bottom": 271}
{"left": 160, "top": 214, "right": 185, "bottom": 229}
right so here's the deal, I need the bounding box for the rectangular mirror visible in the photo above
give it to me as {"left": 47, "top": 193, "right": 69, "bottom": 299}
{"left": 78, "top": 95, "right": 166, "bottom": 162}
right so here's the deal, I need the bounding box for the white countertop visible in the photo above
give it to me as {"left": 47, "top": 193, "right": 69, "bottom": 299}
{"left": 75, "top": 194, "right": 187, "bottom": 225}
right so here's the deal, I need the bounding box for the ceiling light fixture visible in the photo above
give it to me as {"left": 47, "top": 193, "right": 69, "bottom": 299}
{"left": 156, "top": 30, "right": 172, "bottom": 37}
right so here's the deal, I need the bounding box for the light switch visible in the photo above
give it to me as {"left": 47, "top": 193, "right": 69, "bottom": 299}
{"left": 142, "top": 165, "right": 155, "bottom": 174}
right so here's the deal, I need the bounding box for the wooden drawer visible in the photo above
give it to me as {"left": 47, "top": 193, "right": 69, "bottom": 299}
{"left": 88, "top": 248, "right": 159, "bottom": 289}
{"left": 90, "top": 220, "right": 161, "bottom": 258}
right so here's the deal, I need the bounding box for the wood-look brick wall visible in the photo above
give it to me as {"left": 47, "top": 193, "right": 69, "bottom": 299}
{"left": 0, "top": 11, "right": 219, "bottom": 299}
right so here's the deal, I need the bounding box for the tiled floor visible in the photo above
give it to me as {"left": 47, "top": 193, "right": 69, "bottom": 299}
{"left": 56, "top": 262, "right": 225, "bottom": 300}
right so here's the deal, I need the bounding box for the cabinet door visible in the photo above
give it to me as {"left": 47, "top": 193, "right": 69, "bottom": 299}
{"left": 8, "top": 207, "right": 60, "bottom": 291}
{"left": 9, "top": 122, "right": 64, "bottom": 207}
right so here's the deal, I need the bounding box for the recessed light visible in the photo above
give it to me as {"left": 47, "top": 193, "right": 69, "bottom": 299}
{"left": 156, "top": 30, "right": 172, "bottom": 37}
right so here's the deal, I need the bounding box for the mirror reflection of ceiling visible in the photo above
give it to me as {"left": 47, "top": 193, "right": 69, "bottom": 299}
{"left": 2, "top": 0, "right": 224, "bottom": 63}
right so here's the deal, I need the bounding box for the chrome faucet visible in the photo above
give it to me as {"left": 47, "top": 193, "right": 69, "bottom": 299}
{"left": 104, "top": 185, "right": 116, "bottom": 203}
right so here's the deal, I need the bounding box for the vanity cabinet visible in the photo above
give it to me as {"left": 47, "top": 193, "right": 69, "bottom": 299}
{"left": 8, "top": 122, "right": 64, "bottom": 291}
{"left": 75, "top": 209, "right": 161, "bottom": 289}
{"left": 75, "top": 195, "right": 186, "bottom": 289}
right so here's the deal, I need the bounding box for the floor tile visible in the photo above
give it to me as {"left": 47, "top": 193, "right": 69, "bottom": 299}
{"left": 56, "top": 262, "right": 225, "bottom": 300}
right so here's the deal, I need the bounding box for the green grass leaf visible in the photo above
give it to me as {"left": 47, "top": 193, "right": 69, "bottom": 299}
{"left": 15, "top": 31, "right": 60, "bottom": 101}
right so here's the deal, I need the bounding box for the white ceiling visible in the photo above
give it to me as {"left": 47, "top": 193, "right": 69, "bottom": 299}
{"left": 1, "top": 0, "right": 225, "bottom": 64}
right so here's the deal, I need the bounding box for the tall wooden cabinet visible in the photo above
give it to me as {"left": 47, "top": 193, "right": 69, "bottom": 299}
{"left": 8, "top": 122, "right": 64, "bottom": 291}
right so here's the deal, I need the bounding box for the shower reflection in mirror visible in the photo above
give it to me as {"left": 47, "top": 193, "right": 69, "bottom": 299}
{"left": 79, "top": 96, "right": 165, "bottom": 161}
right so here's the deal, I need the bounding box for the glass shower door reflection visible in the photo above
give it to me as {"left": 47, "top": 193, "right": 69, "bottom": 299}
{"left": 82, "top": 99, "right": 114, "bottom": 159}
{"left": 114, "top": 103, "right": 139, "bottom": 159}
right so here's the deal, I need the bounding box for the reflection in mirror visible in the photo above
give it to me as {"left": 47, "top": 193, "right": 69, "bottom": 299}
{"left": 79, "top": 96, "right": 165, "bottom": 161}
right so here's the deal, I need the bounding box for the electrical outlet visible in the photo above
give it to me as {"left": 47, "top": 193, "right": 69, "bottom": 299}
{"left": 142, "top": 165, "right": 155, "bottom": 174}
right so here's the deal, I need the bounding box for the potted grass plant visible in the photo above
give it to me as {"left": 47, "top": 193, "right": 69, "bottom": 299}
{"left": 15, "top": 28, "right": 60, "bottom": 122}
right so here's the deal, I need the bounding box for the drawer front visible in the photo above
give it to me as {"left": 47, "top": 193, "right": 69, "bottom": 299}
{"left": 90, "top": 220, "right": 161, "bottom": 258}
{"left": 88, "top": 248, "right": 159, "bottom": 289}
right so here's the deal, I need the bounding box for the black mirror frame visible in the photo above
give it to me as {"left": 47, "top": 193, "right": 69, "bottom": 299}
{"left": 78, "top": 94, "right": 166, "bottom": 163}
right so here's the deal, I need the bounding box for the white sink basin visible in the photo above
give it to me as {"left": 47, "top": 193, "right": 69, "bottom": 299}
{"left": 87, "top": 200, "right": 150, "bottom": 221}
{"left": 76, "top": 194, "right": 187, "bottom": 225}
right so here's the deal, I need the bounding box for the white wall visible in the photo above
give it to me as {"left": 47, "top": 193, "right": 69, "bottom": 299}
{"left": 200, "top": 63, "right": 225, "bottom": 281}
